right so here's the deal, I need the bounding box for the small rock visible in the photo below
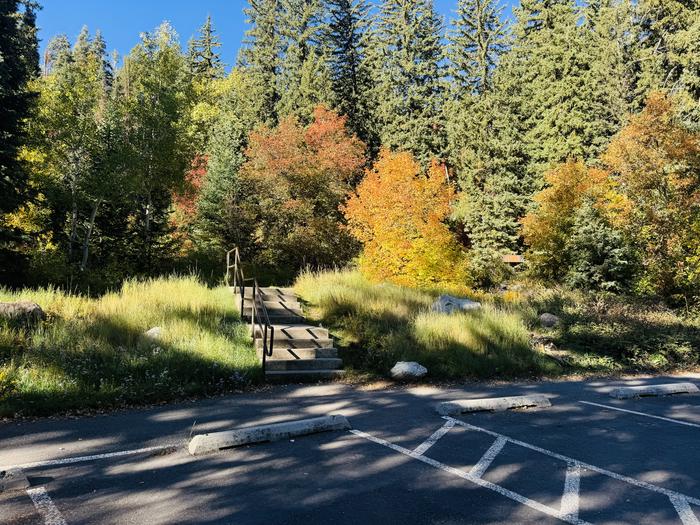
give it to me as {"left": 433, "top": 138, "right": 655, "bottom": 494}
{"left": 539, "top": 313, "right": 560, "bottom": 328}
{"left": 0, "top": 468, "right": 30, "bottom": 493}
{"left": 390, "top": 361, "right": 428, "bottom": 380}
{"left": 144, "top": 326, "right": 162, "bottom": 339}
{"left": 430, "top": 295, "right": 481, "bottom": 314}
{"left": 0, "top": 301, "right": 46, "bottom": 325}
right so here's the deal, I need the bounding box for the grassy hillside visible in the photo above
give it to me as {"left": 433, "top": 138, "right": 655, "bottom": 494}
{"left": 294, "top": 270, "right": 700, "bottom": 379}
{"left": 0, "top": 276, "right": 259, "bottom": 417}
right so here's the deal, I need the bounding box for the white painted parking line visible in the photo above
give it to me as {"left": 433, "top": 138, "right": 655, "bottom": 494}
{"left": 469, "top": 436, "right": 507, "bottom": 479}
{"left": 670, "top": 495, "right": 700, "bottom": 525}
{"left": 349, "top": 429, "right": 592, "bottom": 525}
{"left": 561, "top": 464, "right": 581, "bottom": 521}
{"left": 446, "top": 416, "right": 700, "bottom": 506}
{"left": 5, "top": 444, "right": 178, "bottom": 471}
{"left": 27, "top": 487, "right": 67, "bottom": 525}
{"left": 412, "top": 419, "right": 455, "bottom": 456}
{"left": 579, "top": 401, "right": 700, "bottom": 429}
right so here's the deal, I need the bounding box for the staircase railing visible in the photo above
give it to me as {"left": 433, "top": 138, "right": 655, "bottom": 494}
{"left": 226, "top": 247, "right": 275, "bottom": 374}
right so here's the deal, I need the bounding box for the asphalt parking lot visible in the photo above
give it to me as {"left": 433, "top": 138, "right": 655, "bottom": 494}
{"left": 1, "top": 375, "right": 699, "bottom": 525}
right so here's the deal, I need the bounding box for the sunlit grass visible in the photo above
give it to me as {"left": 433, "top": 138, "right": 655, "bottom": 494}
{"left": 295, "top": 269, "right": 700, "bottom": 378}
{"left": 0, "top": 276, "right": 259, "bottom": 417}
{"left": 295, "top": 269, "right": 557, "bottom": 378}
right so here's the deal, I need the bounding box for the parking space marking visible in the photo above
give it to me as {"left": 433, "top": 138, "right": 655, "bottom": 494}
{"left": 561, "top": 464, "right": 581, "bottom": 521}
{"left": 5, "top": 444, "right": 178, "bottom": 471}
{"left": 412, "top": 419, "right": 455, "bottom": 456}
{"left": 27, "top": 487, "right": 67, "bottom": 525}
{"left": 670, "top": 495, "right": 700, "bottom": 525}
{"left": 350, "top": 429, "right": 592, "bottom": 525}
{"left": 469, "top": 436, "right": 507, "bottom": 479}
{"left": 446, "top": 416, "right": 700, "bottom": 506}
{"left": 579, "top": 401, "right": 700, "bottom": 429}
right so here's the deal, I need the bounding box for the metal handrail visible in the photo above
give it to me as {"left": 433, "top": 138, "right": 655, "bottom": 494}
{"left": 227, "top": 247, "right": 275, "bottom": 375}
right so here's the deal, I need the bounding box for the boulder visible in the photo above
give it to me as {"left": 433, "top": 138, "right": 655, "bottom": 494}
{"left": 539, "top": 313, "right": 560, "bottom": 328}
{"left": 390, "top": 361, "right": 428, "bottom": 380}
{"left": 431, "top": 294, "right": 481, "bottom": 314}
{"left": 0, "top": 301, "right": 46, "bottom": 325}
{"left": 144, "top": 326, "right": 162, "bottom": 339}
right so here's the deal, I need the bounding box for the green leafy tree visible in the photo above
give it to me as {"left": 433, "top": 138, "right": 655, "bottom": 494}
{"left": 119, "top": 22, "right": 191, "bottom": 271}
{"left": 374, "top": 0, "right": 446, "bottom": 165}
{"left": 0, "top": 0, "right": 38, "bottom": 283}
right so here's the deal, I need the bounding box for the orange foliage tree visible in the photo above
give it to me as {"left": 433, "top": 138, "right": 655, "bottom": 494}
{"left": 240, "top": 106, "right": 366, "bottom": 269}
{"left": 603, "top": 91, "right": 700, "bottom": 295}
{"left": 344, "top": 150, "right": 470, "bottom": 288}
{"left": 170, "top": 154, "right": 207, "bottom": 254}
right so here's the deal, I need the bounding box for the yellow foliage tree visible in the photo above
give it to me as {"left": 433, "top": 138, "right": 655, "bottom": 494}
{"left": 603, "top": 91, "right": 700, "bottom": 295}
{"left": 522, "top": 159, "right": 613, "bottom": 279}
{"left": 344, "top": 150, "right": 470, "bottom": 288}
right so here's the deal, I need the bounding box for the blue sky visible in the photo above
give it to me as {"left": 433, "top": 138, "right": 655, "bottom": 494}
{"left": 37, "top": 0, "right": 517, "bottom": 67}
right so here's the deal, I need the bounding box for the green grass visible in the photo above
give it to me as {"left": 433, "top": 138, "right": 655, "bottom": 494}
{"left": 294, "top": 269, "right": 559, "bottom": 379}
{"left": 294, "top": 270, "right": 700, "bottom": 379}
{"left": 0, "top": 276, "right": 260, "bottom": 417}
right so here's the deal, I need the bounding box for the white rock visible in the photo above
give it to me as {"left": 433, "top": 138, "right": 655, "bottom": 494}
{"left": 430, "top": 295, "right": 481, "bottom": 314}
{"left": 144, "top": 326, "right": 162, "bottom": 339}
{"left": 539, "top": 313, "right": 560, "bottom": 328}
{"left": 390, "top": 361, "right": 428, "bottom": 380}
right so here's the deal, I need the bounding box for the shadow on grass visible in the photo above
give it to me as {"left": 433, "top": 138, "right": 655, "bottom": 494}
{"left": 302, "top": 282, "right": 557, "bottom": 380}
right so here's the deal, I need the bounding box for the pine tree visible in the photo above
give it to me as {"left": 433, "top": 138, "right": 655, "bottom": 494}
{"left": 325, "top": 0, "right": 375, "bottom": 146}
{"left": 239, "top": 0, "right": 282, "bottom": 125}
{"left": 580, "top": 0, "right": 635, "bottom": 159}
{"left": 188, "top": 15, "right": 224, "bottom": 80}
{"left": 374, "top": 0, "right": 446, "bottom": 165}
{"left": 634, "top": 0, "right": 700, "bottom": 126}
{"left": 0, "top": 0, "right": 38, "bottom": 284}
{"left": 447, "top": 0, "right": 507, "bottom": 96}
{"left": 276, "top": 0, "right": 333, "bottom": 122}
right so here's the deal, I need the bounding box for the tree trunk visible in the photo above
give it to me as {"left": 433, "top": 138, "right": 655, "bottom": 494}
{"left": 80, "top": 198, "right": 102, "bottom": 272}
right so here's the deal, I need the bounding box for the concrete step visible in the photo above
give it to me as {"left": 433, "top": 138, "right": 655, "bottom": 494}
{"left": 256, "top": 325, "right": 330, "bottom": 339}
{"left": 244, "top": 313, "right": 305, "bottom": 324}
{"left": 243, "top": 298, "right": 301, "bottom": 310}
{"left": 257, "top": 347, "right": 338, "bottom": 360}
{"left": 255, "top": 337, "right": 334, "bottom": 349}
{"left": 264, "top": 358, "right": 343, "bottom": 371}
{"left": 242, "top": 305, "right": 303, "bottom": 317}
{"left": 242, "top": 287, "right": 297, "bottom": 301}
{"left": 264, "top": 369, "right": 345, "bottom": 382}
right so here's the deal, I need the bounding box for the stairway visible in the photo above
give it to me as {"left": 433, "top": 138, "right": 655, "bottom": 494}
{"left": 239, "top": 286, "right": 344, "bottom": 382}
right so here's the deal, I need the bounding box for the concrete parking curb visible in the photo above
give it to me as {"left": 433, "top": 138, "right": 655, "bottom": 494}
{"left": 0, "top": 467, "right": 30, "bottom": 493}
{"left": 188, "top": 414, "right": 351, "bottom": 456}
{"left": 609, "top": 382, "right": 699, "bottom": 399}
{"left": 436, "top": 395, "right": 551, "bottom": 416}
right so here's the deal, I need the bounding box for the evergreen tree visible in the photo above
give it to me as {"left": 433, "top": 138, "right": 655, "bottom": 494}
{"left": 580, "top": 0, "right": 635, "bottom": 159}
{"left": 325, "top": 0, "right": 375, "bottom": 146}
{"left": 634, "top": 0, "right": 700, "bottom": 126}
{"left": 188, "top": 15, "right": 224, "bottom": 80}
{"left": 0, "top": 0, "right": 38, "bottom": 284}
{"left": 374, "top": 0, "right": 446, "bottom": 165}
{"left": 239, "top": 0, "right": 282, "bottom": 125}
{"left": 447, "top": 0, "right": 507, "bottom": 96}
{"left": 276, "top": 0, "right": 333, "bottom": 122}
